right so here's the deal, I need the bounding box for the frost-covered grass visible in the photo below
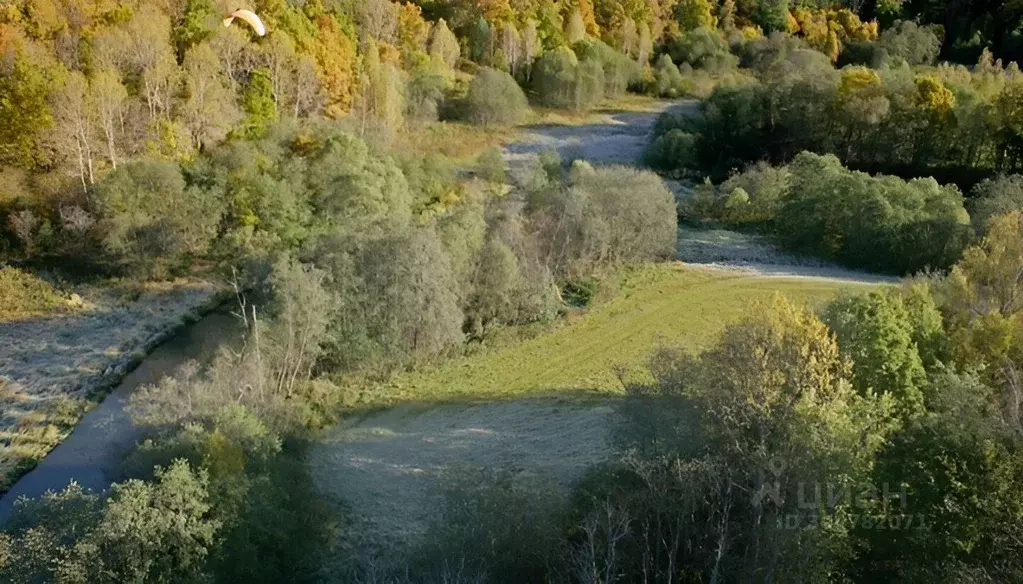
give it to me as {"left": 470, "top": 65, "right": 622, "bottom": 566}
{"left": 675, "top": 224, "right": 898, "bottom": 284}
{"left": 312, "top": 399, "right": 616, "bottom": 553}
{"left": 676, "top": 223, "right": 825, "bottom": 266}
{"left": 314, "top": 261, "right": 876, "bottom": 556}
{"left": 0, "top": 279, "right": 224, "bottom": 493}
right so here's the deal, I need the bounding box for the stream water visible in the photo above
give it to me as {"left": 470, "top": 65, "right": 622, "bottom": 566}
{"left": 0, "top": 311, "right": 240, "bottom": 523}
{"left": 0, "top": 102, "right": 687, "bottom": 524}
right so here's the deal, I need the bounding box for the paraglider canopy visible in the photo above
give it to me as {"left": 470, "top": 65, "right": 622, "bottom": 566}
{"left": 223, "top": 8, "right": 267, "bottom": 37}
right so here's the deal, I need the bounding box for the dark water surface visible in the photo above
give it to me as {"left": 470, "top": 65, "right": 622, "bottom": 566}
{"left": 0, "top": 311, "right": 239, "bottom": 523}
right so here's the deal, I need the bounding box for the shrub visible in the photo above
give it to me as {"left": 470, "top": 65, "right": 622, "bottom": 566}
{"left": 970, "top": 174, "right": 1023, "bottom": 233}
{"left": 653, "top": 54, "right": 687, "bottom": 97}
{"left": 90, "top": 160, "right": 221, "bottom": 277}
{"left": 463, "top": 67, "right": 530, "bottom": 125}
{"left": 313, "top": 226, "right": 463, "bottom": 370}
{"left": 529, "top": 165, "right": 678, "bottom": 276}
{"left": 531, "top": 46, "right": 606, "bottom": 111}
{"left": 532, "top": 47, "right": 579, "bottom": 108}
{"left": 718, "top": 161, "right": 790, "bottom": 225}
{"left": 777, "top": 152, "right": 972, "bottom": 274}
{"left": 405, "top": 61, "right": 449, "bottom": 122}
{"left": 823, "top": 289, "right": 928, "bottom": 420}
{"left": 574, "top": 58, "right": 606, "bottom": 110}
{"left": 644, "top": 129, "right": 698, "bottom": 171}
{"left": 573, "top": 38, "right": 641, "bottom": 98}
{"left": 878, "top": 20, "right": 942, "bottom": 66}
{"left": 667, "top": 26, "right": 738, "bottom": 73}
{"left": 838, "top": 40, "right": 889, "bottom": 68}
{"left": 0, "top": 266, "right": 65, "bottom": 320}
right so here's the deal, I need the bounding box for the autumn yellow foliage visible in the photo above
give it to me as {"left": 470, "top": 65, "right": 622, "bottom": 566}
{"left": 915, "top": 74, "right": 956, "bottom": 112}
{"left": 790, "top": 7, "right": 878, "bottom": 61}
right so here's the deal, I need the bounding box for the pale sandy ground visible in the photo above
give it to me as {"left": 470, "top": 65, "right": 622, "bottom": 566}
{"left": 676, "top": 225, "right": 897, "bottom": 285}
{"left": 504, "top": 100, "right": 697, "bottom": 169}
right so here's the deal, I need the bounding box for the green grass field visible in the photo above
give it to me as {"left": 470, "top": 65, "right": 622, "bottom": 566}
{"left": 352, "top": 264, "right": 877, "bottom": 405}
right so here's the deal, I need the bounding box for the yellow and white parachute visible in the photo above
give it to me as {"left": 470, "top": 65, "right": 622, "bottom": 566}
{"left": 223, "top": 9, "right": 266, "bottom": 37}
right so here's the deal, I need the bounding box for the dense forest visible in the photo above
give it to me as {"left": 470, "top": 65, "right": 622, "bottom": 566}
{"left": 3, "top": 0, "right": 1023, "bottom": 582}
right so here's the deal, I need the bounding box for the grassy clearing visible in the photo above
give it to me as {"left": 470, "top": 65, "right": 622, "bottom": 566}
{"left": 347, "top": 264, "right": 876, "bottom": 406}
{"left": 396, "top": 121, "right": 521, "bottom": 162}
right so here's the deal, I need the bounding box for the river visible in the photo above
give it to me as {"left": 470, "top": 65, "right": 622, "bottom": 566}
{"left": 0, "top": 311, "right": 240, "bottom": 523}
{"left": 0, "top": 101, "right": 683, "bottom": 525}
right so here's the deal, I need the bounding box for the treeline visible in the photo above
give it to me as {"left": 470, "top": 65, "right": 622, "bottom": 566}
{"left": 674, "top": 151, "right": 973, "bottom": 274}
{"left": 647, "top": 26, "right": 1023, "bottom": 187}
{"left": 5, "top": 0, "right": 991, "bottom": 263}
{"left": 86, "top": 123, "right": 676, "bottom": 368}
{"left": 336, "top": 212, "right": 1023, "bottom": 583}
{"left": 0, "top": 148, "right": 677, "bottom": 582}
{"left": 0, "top": 0, "right": 708, "bottom": 261}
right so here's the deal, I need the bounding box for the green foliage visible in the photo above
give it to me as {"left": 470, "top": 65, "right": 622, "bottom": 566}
{"left": 655, "top": 43, "right": 1023, "bottom": 186}
{"left": 470, "top": 16, "right": 493, "bottom": 64}
{"left": 172, "top": 0, "right": 216, "bottom": 60}
{"left": 970, "top": 174, "right": 1023, "bottom": 233}
{"left": 776, "top": 152, "right": 972, "bottom": 274}
{"left": 823, "top": 289, "right": 928, "bottom": 420}
{"left": 313, "top": 225, "right": 463, "bottom": 370}
{"left": 463, "top": 67, "right": 530, "bottom": 125}
{"left": 241, "top": 69, "right": 278, "bottom": 137}
{"left": 404, "top": 59, "right": 448, "bottom": 122}
{"left": 876, "top": 20, "right": 942, "bottom": 66}
{"left": 1, "top": 461, "right": 219, "bottom": 583}
{"left": 667, "top": 26, "right": 737, "bottom": 73}
{"left": 0, "top": 47, "right": 55, "bottom": 168}
{"left": 0, "top": 266, "right": 65, "bottom": 320}
{"left": 191, "top": 126, "right": 411, "bottom": 257}
{"left": 428, "top": 17, "right": 460, "bottom": 68}
{"left": 527, "top": 164, "right": 677, "bottom": 278}
{"left": 936, "top": 212, "right": 1023, "bottom": 374}
{"left": 862, "top": 371, "right": 1023, "bottom": 581}
{"left": 572, "top": 38, "right": 641, "bottom": 98}
{"left": 90, "top": 160, "right": 222, "bottom": 277}
{"left": 476, "top": 147, "right": 507, "bottom": 183}
{"left": 654, "top": 54, "right": 690, "bottom": 98}
{"left": 569, "top": 296, "right": 895, "bottom": 581}
{"left": 718, "top": 161, "right": 790, "bottom": 225}
{"left": 673, "top": 0, "right": 716, "bottom": 32}
{"left": 756, "top": 0, "right": 790, "bottom": 34}
{"left": 644, "top": 128, "right": 698, "bottom": 171}
{"left": 531, "top": 44, "right": 624, "bottom": 111}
